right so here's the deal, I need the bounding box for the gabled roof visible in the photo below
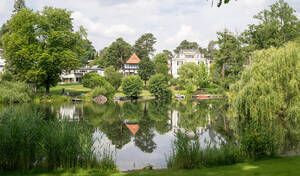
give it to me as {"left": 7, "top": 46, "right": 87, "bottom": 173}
{"left": 126, "top": 53, "right": 141, "bottom": 64}
{"left": 126, "top": 124, "right": 140, "bottom": 135}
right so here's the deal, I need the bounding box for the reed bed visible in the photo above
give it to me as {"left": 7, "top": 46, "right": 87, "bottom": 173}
{"left": 167, "top": 131, "right": 245, "bottom": 169}
{"left": 0, "top": 108, "right": 116, "bottom": 172}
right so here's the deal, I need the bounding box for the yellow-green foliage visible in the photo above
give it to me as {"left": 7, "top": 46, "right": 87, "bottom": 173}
{"left": 229, "top": 42, "right": 300, "bottom": 158}
{"left": 0, "top": 81, "right": 33, "bottom": 103}
{"left": 230, "top": 42, "right": 300, "bottom": 121}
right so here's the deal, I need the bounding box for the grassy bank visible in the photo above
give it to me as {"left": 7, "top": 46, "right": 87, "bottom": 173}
{"left": 1, "top": 156, "right": 300, "bottom": 176}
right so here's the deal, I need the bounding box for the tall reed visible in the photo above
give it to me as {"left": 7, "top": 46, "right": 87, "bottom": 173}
{"left": 0, "top": 81, "right": 33, "bottom": 104}
{"left": 167, "top": 130, "right": 244, "bottom": 169}
{"left": 0, "top": 107, "right": 116, "bottom": 172}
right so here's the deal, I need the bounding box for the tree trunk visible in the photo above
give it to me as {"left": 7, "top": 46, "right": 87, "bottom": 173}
{"left": 46, "top": 85, "right": 50, "bottom": 95}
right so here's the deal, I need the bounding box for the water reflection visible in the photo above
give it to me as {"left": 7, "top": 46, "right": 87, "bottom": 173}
{"left": 1, "top": 99, "right": 299, "bottom": 171}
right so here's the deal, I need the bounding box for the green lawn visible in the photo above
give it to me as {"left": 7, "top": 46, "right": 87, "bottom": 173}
{"left": 38, "top": 84, "right": 91, "bottom": 96}
{"left": 2, "top": 156, "right": 300, "bottom": 176}
{"left": 115, "top": 90, "right": 153, "bottom": 98}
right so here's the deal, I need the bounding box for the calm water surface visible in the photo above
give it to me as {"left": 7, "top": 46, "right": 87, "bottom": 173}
{"left": 1, "top": 100, "right": 299, "bottom": 171}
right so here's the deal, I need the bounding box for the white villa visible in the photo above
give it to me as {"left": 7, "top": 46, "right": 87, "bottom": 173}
{"left": 61, "top": 66, "right": 104, "bottom": 83}
{"left": 124, "top": 53, "right": 140, "bottom": 76}
{"left": 171, "top": 49, "right": 210, "bottom": 78}
{"left": 0, "top": 49, "right": 5, "bottom": 74}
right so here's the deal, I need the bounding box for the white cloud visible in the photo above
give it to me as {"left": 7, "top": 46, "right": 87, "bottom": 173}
{"left": 0, "top": 0, "right": 299, "bottom": 53}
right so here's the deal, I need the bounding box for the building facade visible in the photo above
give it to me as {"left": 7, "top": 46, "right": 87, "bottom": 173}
{"left": 0, "top": 49, "right": 5, "bottom": 74}
{"left": 171, "top": 49, "right": 209, "bottom": 78}
{"left": 124, "top": 53, "right": 140, "bottom": 76}
{"left": 61, "top": 66, "right": 104, "bottom": 83}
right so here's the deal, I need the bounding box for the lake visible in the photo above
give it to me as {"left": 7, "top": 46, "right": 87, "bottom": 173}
{"left": 1, "top": 99, "right": 299, "bottom": 171}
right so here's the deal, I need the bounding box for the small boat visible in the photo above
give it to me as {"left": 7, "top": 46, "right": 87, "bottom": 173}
{"left": 71, "top": 98, "right": 83, "bottom": 102}
{"left": 197, "top": 94, "right": 210, "bottom": 100}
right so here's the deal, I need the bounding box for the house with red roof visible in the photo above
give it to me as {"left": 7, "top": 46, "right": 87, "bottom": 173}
{"left": 124, "top": 53, "right": 141, "bottom": 76}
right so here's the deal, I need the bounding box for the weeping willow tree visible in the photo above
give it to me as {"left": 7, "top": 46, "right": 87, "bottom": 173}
{"left": 229, "top": 41, "right": 300, "bottom": 158}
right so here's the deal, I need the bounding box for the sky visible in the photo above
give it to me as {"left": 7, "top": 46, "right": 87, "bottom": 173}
{"left": 0, "top": 0, "right": 299, "bottom": 53}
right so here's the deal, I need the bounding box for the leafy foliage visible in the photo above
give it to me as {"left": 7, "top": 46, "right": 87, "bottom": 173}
{"left": 103, "top": 38, "right": 133, "bottom": 70}
{"left": 148, "top": 74, "right": 172, "bottom": 98}
{"left": 138, "top": 57, "right": 155, "bottom": 84}
{"left": 178, "top": 62, "right": 210, "bottom": 91}
{"left": 13, "top": 0, "right": 26, "bottom": 13}
{"left": 212, "top": 29, "right": 246, "bottom": 88}
{"left": 82, "top": 72, "right": 108, "bottom": 89}
{"left": 104, "top": 66, "right": 123, "bottom": 90}
{"left": 134, "top": 33, "right": 156, "bottom": 59}
{"left": 229, "top": 42, "right": 300, "bottom": 158}
{"left": 153, "top": 53, "right": 169, "bottom": 76}
{"left": 243, "top": 0, "right": 299, "bottom": 50}
{"left": 90, "top": 84, "right": 116, "bottom": 101}
{"left": 174, "top": 40, "right": 199, "bottom": 54}
{"left": 2, "top": 7, "right": 85, "bottom": 94}
{"left": 122, "top": 75, "right": 143, "bottom": 98}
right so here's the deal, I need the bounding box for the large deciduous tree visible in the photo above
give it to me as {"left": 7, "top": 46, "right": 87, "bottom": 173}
{"left": 2, "top": 7, "right": 84, "bottom": 94}
{"left": 153, "top": 53, "right": 169, "bottom": 76}
{"left": 230, "top": 42, "right": 300, "bottom": 158}
{"left": 212, "top": 29, "right": 246, "bottom": 88}
{"left": 178, "top": 62, "right": 210, "bottom": 91}
{"left": 77, "top": 26, "right": 96, "bottom": 66}
{"left": 134, "top": 33, "right": 156, "bottom": 59}
{"left": 104, "top": 38, "right": 133, "bottom": 70}
{"left": 243, "top": 0, "right": 299, "bottom": 50}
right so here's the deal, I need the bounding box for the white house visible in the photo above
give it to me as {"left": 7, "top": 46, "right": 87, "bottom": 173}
{"left": 124, "top": 53, "right": 140, "bottom": 76}
{"left": 171, "top": 49, "right": 210, "bottom": 78}
{"left": 61, "top": 66, "right": 104, "bottom": 83}
{"left": 0, "top": 49, "right": 5, "bottom": 74}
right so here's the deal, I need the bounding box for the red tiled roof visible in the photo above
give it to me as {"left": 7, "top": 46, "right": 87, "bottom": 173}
{"left": 126, "top": 53, "right": 141, "bottom": 64}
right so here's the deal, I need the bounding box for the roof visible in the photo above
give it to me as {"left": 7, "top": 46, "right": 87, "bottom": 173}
{"left": 126, "top": 53, "right": 141, "bottom": 64}
{"left": 178, "top": 49, "right": 200, "bottom": 54}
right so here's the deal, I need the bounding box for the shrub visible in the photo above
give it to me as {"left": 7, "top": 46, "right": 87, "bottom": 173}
{"left": 82, "top": 72, "right": 107, "bottom": 89}
{"left": 90, "top": 83, "right": 116, "bottom": 101}
{"left": 0, "top": 72, "right": 15, "bottom": 82}
{"left": 104, "top": 66, "right": 123, "bottom": 90}
{"left": 122, "top": 75, "right": 143, "bottom": 98}
{"left": 0, "top": 81, "right": 33, "bottom": 103}
{"left": 148, "top": 74, "right": 172, "bottom": 98}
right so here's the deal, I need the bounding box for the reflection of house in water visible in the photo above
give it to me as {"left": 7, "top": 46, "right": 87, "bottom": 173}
{"left": 168, "top": 109, "right": 210, "bottom": 137}
{"left": 59, "top": 105, "right": 82, "bottom": 120}
{"left": 168, "top": 108, "right": 225, "bottom": 147}
{"left": 126, "top": 124, "right": 140, "bottom": 135}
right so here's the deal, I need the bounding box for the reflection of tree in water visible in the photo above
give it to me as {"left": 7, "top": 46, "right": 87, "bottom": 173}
{"left": 234, "top": 116, "right": 300, "bottom": 157}
{"left": 85, "top": 103, "right": 132, "bottom": 149}
{"left": 99, "top": 120, "right": 132, "bottom": 149}
{"left": 134, "top": 106, "right": 157, "bottom": 153}
{"left": 123, "top": 101, "right": 144, "bottom": 121}
{"left": 175, "top": 101, "right": 210, "bottom": 131}
{"left": 148, "top": 100, "right": 172, "bottom": 134}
